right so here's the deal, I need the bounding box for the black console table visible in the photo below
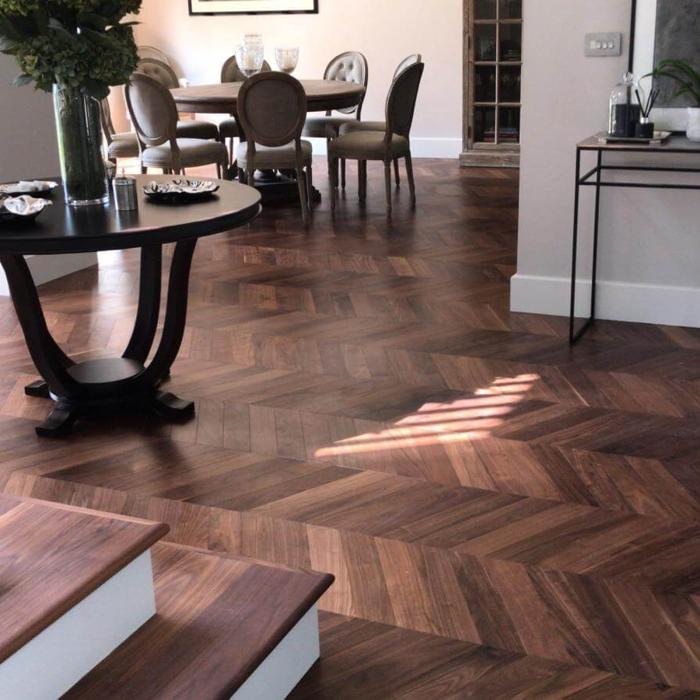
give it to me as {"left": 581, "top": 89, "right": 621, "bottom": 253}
{"left": 0, "top": 175, "right": 260, "bottom": 436}
{"left": 570, "top": 133, "right": 700, "bottom": 344}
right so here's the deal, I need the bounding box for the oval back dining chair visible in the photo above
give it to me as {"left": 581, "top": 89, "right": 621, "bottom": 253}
{"left": 136, "top": 57, "right": 180, "bottom": 89}
{"left": 394, "top": 53, "right": 422, "bottom": 79}
{"left": 219, "top": 56, "right": 273, "bottom": 162}
{"left": 137, "top": 45, "right": 172, "bottom": 66}
{"left": 100, "top": 95, "right": 139, "bottom": 165}
{"left": 303, "top": 51, "right": 368, "bottom": 189}
{"left": 338, "top": 53, "right": 423, "bottom": 188}
{"left": 236, "top": 72, "right": 312, "bottom": 223}
{"left": 329, "top": 61, "right": 425, "bottom": 220}
{"left": 135, "top": 58, "right": 220, "bottom": 142}
{"left": 126, "top": 73, "right": 228, "bottom": 177}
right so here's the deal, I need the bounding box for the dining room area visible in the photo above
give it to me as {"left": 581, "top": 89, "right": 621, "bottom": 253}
{"left": 6, "top": 0, "right": 700, "bottom": 698}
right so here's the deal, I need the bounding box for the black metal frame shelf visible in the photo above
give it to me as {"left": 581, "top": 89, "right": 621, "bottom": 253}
{"left": 569, "top": 134, "right": 700, "bottom": 344}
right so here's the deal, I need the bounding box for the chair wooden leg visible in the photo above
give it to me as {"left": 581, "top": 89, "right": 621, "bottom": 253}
{"left": 405, "top": 152, "right": 416, "bottom": 208}
{"left": 216, "top": 162, "right": 222, "bottom": 179}
{"left": 306, "top": 163, "right": 314, "bottom": 209}
{"left": 246, "top": 168, "right": 254, "bottom": 188}
{"left": 228, "top": 138, "right": 234, "bottom": 164}
{"left": 394, "top": 158, "right": 401, "bottom": 187}
{"left": 358, "top": 161, "right": 367, "bottom": 203}
{"left": 384, "top": 161, "right": 393, "bottom": 220}
{"left": 330, "top": 157, "right": 337, "bottom": 212}
{"left": 296, "top": 167, "right": 309, "bottom": 223}
{"left": 341, "top": 159, "right": 347, "bottom": 190}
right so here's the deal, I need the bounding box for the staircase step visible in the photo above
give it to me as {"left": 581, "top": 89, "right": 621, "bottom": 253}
{"left": 65, "top": 543, "right": 335, "bottom": 699}
{"left": 0, "top": 494, "right": 168, "bottom": 699}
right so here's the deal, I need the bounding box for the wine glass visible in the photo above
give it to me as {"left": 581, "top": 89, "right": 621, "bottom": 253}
{"left": 275, "top": 47, "right": 300, "bottom": 74}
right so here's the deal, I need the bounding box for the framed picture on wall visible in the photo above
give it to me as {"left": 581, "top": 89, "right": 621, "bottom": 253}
{"left": 630, "top": 0, "right": 700, "bottom": 130}
{"left": 189, "top": 0, "right": 318, "bottom": 14}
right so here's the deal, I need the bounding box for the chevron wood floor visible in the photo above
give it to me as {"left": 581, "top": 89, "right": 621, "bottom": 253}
{"left": 2, "top": 159, "right": 700, "bottom": 698}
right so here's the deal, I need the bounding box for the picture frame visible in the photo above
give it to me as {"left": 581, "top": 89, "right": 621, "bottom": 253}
{"left": 189, "top": 0, "right": 318, "bottom": 15}
{"left": 629, "top": 0, "right": 700, "bottom": 131}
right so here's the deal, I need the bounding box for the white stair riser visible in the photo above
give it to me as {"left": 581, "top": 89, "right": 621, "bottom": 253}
{"left": 232, "top": 605, "right": 320, "bottom": 700}
{"left": 0, "top": 550, "right": 156, "bottom": 700}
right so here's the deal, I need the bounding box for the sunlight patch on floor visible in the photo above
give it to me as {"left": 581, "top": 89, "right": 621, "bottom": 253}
{"left": 315, "top": 373, "right": 539, "bottom": 456}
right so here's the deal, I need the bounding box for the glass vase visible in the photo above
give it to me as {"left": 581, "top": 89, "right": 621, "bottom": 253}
{"left": 53, "top": 85, "right": 109, "bottom": 207}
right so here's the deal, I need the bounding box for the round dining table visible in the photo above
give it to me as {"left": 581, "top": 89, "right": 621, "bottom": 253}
{"left": 171, "top": 79, "right": 366, "bottom": 199}
{"left": 0, "top": 175, "right": 261, "bottom": 437}
{"left": 171, "top": 79, "right": 365, "bottom": 116}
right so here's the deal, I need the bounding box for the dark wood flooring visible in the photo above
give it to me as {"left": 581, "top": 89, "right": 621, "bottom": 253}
{"left": 2, "top": 160, "right": 700, "bottom": 697}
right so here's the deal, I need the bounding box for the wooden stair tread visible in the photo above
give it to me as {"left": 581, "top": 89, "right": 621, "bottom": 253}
{"left": 65, "top": 542, "right": 334, "bottom": 699}
{"left": 0, "top": 494, "right": 168, "bottom": 664}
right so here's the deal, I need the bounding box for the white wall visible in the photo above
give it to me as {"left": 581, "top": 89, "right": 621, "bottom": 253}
{"left": 129, "top": 0, "right": 463, "bottom": 158}
{"left": 0, "top": 55, "right": 60, "bottom": 181}
{"left": 0, "top": 55, "right": 97, "bottom": 295}
{"left": 511, "top": 0, "right": 700, "bottom": 328}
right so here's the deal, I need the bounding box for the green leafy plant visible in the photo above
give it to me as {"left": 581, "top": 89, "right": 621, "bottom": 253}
{"left": 653, "top": 59, "right": 700, "bottom": 108}
{"left": 0, "top": 0, "right": 141, "bottom": 98}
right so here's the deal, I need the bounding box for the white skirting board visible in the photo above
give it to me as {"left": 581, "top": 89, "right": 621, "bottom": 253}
{"left": 510, "top": 273, "right": 700, "bottom": 328}
{"left": 0, "top": 252, "right": 98, "bottom": 296}
{"left": 306, "top": 137, "right": 461, "bottom": 159}
{"left": 0, "top": 551, "right": 157, "bottom": 700}
{"left": 232, "top": 605, "right": 321, "bottom": 700}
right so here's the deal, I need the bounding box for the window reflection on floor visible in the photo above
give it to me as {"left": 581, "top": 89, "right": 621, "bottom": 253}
{"left": 315, "top": 374, "right": 539, "bottom": 456}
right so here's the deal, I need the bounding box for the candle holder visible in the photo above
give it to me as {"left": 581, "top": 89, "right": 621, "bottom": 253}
{"left": 236, "top": 34, "right": 265, "bottom": 77}
{"left": 275, "top": 47, "right": 300, "bottom": 74}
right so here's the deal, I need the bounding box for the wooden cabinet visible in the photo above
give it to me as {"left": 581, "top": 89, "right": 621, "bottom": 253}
{"left": 461, "top": 0, "right": 522, "bottom": 167}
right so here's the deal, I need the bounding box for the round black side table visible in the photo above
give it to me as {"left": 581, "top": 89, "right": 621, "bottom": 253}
{"left": 0, "top": 175, "right": 261, "bottom": 437}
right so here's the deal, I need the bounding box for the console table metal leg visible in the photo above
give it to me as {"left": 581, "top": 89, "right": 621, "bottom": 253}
{"left": 569, "top": 149, "right": 602, "bottom": 345}
{"left": 590, "top": 150, "right": 603, "bottom": 322}
{"left": 569, "top": 148, "right": 582, "bottom": 344}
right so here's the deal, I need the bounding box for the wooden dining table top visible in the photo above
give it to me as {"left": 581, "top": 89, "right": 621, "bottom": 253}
{"left": 171, "top": 79, "right": 365, "bottom": 114}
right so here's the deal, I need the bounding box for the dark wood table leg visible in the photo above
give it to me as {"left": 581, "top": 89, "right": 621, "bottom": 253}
{"left": 0, "top": 240, "right": 199, "bottom": 437}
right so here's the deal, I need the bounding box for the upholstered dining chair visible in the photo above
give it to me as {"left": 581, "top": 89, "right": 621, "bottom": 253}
{"left": 328, "top": 61, "right": 424, "bottom": 220}
{"left": 338, "top": 54, "right": 422, "bottom": 187}
{"left": 302, "top": 51, "right": 368, "bottom": 189}
{"left": 100, "top": 97, "right": 139, "bottom": 165}
{"left": 136, "top": 58, "right": 221, "bottom": 142}
{"left": 137, "top": 45, "right": 172, "bottom": 65}
{"left": 125, "top": 73, "right": 228, "bottom": 177}
{"left": 219, "top": 55, "right": 273, "bottom": 163}
{"left": 236, "top": 72, "right": 312, "bottom": 223}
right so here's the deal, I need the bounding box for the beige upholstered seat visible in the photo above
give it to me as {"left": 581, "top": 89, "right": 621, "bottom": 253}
{"left": 237, "top": 141, "right": 312, "bottom": 170}
{"left": 338, "top": 120, "right": 386, "bottom": 135}
{"left": 328, "top": 131, "right": 409, "bottom": 160}
{"left": 236, "top": 72, "right": 313, "bottom": 223}
{"left": 100, "top": 99, "right": 140, "bottom": 163}
{"left": 140, "top": 139, "right": 230, "bottom": 169}
{"left": 303, "top": 115, "right": 360, "bottom": 138}
{"left": 337, "top": 54, "right": 423, "bottom": 187}
{"left": 328, "top": 61, "right": 424, "bottom": 220}
{"left": 219, "top": 56, "right": 273, "bottom": 161}
{"left": 107, "top": 132, "right": 140, "bottom": 160}
{"left": 125, "top": 73, "right": 228, "bottom": 176}
{"left": 136, "top": 58, "right": 220, "bottom": 142}
{"left": 302, "top": 51, "right": 368, "bottom": 189}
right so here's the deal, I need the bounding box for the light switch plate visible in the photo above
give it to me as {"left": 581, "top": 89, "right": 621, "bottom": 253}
{"left": 584, "top": 32, "right": 622, "bottom": 57}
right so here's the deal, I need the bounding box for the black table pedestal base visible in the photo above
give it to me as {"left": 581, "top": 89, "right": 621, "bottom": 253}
{"left": 32, "top": 387, "right": 195, "bottom": 438}
{"left": 226, "top": 168, "right": 322, "bottom": 205}
{"left": 2, "top": 239, "right": 199, "bottom": 437}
